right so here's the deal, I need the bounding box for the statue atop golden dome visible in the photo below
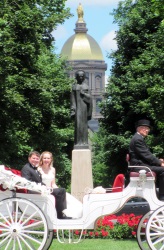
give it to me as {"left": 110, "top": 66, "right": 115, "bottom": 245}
{"left": 61, "top": 3, "right": 104, "bottom": 61}
{"left": 77, "top": 3, "right": 84, "bottom": 23}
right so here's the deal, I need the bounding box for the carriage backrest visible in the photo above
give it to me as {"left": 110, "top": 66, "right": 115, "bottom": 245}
{"left": 112, "top": 174, "right": 125, "bottom": 192}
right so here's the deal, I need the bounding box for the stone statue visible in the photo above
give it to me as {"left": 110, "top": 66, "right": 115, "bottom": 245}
{"left": 77, "top": 3, "right": 84, "bottom": 22}
{"left": 71, "top": 70, "right": 92, "bottom": 149}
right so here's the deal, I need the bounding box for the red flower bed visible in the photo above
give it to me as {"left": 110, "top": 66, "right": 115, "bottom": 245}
{"left": 53, "top": 213, "right": 142, "bottom": 240}
{"left": 84, "top": 213, "right": 142, "bottom": 239}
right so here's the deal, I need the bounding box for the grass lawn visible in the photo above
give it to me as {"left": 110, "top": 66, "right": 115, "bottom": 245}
{"left": 49, "top": 238, "right": 139, "bottom": 250}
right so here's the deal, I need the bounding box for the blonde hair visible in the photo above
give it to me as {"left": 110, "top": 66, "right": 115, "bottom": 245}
{"left": 39, "top": 151, "right": 53, "bottom": 168}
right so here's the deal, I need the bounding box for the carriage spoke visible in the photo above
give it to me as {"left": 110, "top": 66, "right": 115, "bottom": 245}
{"left": 18, "top": 234, "right": 37, "bottom": 250}
{"left": 19, "top": 208, "right": 38, "bottom": 226}
{"left": 4, "top": 237, "right": 12, "bottom": 250}
{"left": 0, "top": 234, "right": 11, "bottom": 246}
{"left": 21, "top": 232, "right": 44, "bottom": 245}
{"left": 17, "top": 236, "right": 23, "bottom": 250}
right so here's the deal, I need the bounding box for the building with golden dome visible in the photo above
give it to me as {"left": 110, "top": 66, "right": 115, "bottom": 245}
{"left": 61, "top": 4, "right": 107, "bottom": 125}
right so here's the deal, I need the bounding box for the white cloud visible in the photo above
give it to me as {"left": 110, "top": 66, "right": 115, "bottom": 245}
{"left": 100, "top": 30, "right": 117, "bottom": 52}
{"left": 51, "top": 26, "right": 68, "bottom": 40}
{"left": 66, "top": 0, "right": 121, "bottom": 7}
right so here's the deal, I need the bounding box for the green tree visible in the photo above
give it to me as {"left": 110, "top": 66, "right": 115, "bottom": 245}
{"left": 151, "top": 0, "right": 164, "bottom": 20}
{"left": 0, "top": 0, "right": 73, "bottom": 187}
{"left": 92, "top": 0, "right": 164, "bottom": 187}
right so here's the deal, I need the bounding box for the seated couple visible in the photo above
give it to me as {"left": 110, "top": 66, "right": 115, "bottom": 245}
{"left": 21, "top": 151, "right": 82, "bottom": 219}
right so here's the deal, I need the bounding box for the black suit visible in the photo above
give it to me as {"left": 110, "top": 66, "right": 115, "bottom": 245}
{"left": 21, "top": 163, "right": 66, "bottom": 219}
{"left": 129, "top": 132, "right": 164, "bottom": 196}
{"left": 21, "top": 163, "right": 43, "bottom": 184}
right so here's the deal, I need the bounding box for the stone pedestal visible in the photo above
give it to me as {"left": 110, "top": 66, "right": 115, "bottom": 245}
{"left": 71, "top": 149, "right": 93, "bottom": 202}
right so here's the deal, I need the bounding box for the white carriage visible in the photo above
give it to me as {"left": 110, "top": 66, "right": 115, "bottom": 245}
{"left": 0, "top": 164, "right": 163, "bottom": 250}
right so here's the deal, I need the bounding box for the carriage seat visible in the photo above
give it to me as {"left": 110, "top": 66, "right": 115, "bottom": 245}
{"left": 126, "top": 154, "right": 156, "bottom": 178}
{"left": 130, "top": 171, "right": 156, "bottom": 178}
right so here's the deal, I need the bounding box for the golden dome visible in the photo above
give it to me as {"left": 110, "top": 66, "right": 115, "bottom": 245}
{"left": 61, "top": 4, "right": 104, "bottom": 61}
{"left": 61, "top": 33, "right": 104, "bottom": 61}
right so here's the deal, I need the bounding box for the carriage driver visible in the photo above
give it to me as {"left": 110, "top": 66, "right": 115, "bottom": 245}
{"left": 129, "top": 119, "right": 164, "bottom": 201}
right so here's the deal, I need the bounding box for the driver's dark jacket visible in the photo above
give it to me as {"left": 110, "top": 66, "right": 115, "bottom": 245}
{"left": 129, "top": 132, "right": 161, "bottom": 167}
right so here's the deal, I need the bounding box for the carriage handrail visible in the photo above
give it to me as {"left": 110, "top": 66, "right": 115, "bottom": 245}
{"left": 0, "top": 165, "right": 53, "bottom": 195}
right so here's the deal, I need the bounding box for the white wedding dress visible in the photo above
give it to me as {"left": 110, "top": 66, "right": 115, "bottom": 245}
{"left": 63, "top": 193, "right": 83, "bottom": 219}
{"left": 38, "top": 167, "right": 83, "bottom": 219}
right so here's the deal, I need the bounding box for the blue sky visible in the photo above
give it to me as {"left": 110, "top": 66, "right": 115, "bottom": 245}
{"left": 52, "top": 0, "right": 121, "bottom": 77}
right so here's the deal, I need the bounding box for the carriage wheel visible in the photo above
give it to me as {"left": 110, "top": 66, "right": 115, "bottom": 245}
{"left": 0, "top": 197, "right": 49, "bottom": 250}
{"left": 146, "top": 205, "right": 164, "bottom": 250}
{"left": 137, "top": 211, "right": 150, "bottom": 250}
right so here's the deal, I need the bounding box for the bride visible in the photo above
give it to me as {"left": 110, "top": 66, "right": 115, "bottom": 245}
{"left": 38, "top": 151, "right": 83, "bottom": 219}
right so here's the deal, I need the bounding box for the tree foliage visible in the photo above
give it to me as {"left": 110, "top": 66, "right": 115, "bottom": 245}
{"left": 151, "top": 0, "right": 164, "bottom": 21}
{"left": 0, "top": 0, "right": 73, "bottom": 187}
{"left": 92, "top": 0, "right": 164, "bottom": 187}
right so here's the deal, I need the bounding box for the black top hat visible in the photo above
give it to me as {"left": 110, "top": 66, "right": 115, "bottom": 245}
{"left": 135, "top": 119, "right": 151, "bottom": 128}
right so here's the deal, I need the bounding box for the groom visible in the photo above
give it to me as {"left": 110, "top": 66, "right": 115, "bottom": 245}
{"left": 21, "top": 151, "right": 69, "bottom": 219}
